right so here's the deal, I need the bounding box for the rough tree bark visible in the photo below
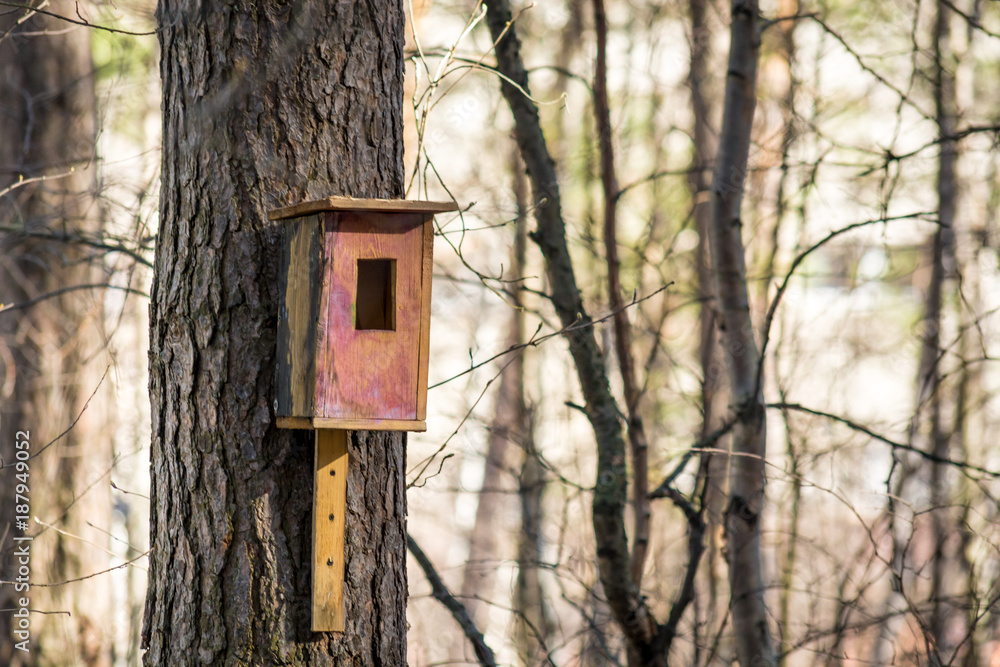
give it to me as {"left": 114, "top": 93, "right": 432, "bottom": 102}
{"left": 708, "top": 0, "right": 776, "bottom": 665}
{"left": 0, "top": 4, "right": 113, "bottom": 664}
{"left": 143, "top": 1, "right": 408, "bottom": 663}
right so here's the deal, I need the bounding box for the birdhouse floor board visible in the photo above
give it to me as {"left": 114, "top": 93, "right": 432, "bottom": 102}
{"left": 312, "top": 429, "right": 348, "bottom": 633}
{"left": 312, "top": 417, "right": 427, "bottom": 432}
{"left": 276, "top": 417, "right": 426, "bottom": 431}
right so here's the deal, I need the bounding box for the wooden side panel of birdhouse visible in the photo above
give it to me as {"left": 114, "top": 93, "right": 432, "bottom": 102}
{"left": 315, "top": 211, "right": 424, "bottom": 420}
{"left": 276, "top": 215, "right": 324, "bottom": 420}
{"left": 415, "top": 216, "right": 434, "bottom": 421}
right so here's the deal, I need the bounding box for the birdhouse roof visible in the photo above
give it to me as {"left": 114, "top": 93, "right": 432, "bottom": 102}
{"left": 267, "top": 196, "right": 459, "bottom": 221}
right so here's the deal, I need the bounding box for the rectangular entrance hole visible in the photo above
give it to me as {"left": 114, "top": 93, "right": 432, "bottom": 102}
{"left": 355, "top": 259, "right": 396, "bottom": 331}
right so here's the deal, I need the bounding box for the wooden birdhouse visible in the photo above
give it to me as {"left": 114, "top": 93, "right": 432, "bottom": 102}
{"left": 268, "top": 195, "right": 457, "bottom": 633}
{"left": 269, "top": 196, "right": 458, "bottom": 432}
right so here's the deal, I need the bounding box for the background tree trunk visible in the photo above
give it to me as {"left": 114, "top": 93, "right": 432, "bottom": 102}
{"left": 709, "top": 0, "right": 776, "bottom": 664}
{"left": 142, "top": 0, "right": 408, "bottom": 663}
{"left": 928, "top": 0, "right": 958, "bottom": 656}
{"left": 508, "top": 156, "right": 552, "bottom": 666}
{"left": 0, "top": 3, "right": 113, "bottom": 664}
{"left": 873, "top": 2, "right": 958, "bottom": 662}
{"left": 484, "top": 0, "right": 667, "bottom": 664}
{"left": 687, "top": 0, "right": 734, "bottom": 655}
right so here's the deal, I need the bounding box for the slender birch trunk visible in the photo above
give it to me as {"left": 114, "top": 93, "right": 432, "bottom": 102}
{"left": 687, "top": 0, "right": 735, "bottom": 651}
{"left": 928, "top": 0, "right": 958, "bottom": 656}
{"left": 592, "top": 0, "right": 652, "bottom": 589}
{"left": 872, "top": 2, "right": 956, "bottom": 662}
{"left": 709, "top": 1, "right": 776, "bottom": 665}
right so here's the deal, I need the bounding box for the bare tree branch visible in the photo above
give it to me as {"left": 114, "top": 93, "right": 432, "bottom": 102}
{"left": 0, "top": 1, "right": 155, "bottom": 36}
{"left": 0, "top": 283, "right": 148, "bottom": 315}
{"left": 406, "top": 533, "right": 498, "bottom": 667}
{"left": 767, "top": 402, "right": 999, "bottom": 478}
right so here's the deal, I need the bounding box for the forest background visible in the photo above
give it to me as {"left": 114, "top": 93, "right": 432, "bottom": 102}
{"left": 1, "top": 0, "right": 999, "bottom": 664}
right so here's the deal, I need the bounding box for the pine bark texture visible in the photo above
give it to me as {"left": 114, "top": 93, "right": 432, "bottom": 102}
{"left": 143, "top": 1, "right": 407, "bottom": 664}
{"left": 0, "top": 4, "right": 113, "bottom": 664}
{"left": 709, "top": 0, "right": 776, "bottom": 665}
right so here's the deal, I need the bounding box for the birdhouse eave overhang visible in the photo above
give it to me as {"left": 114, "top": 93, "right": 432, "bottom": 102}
{"left": 267, "top": 196, "right": 459, "bottom": 221}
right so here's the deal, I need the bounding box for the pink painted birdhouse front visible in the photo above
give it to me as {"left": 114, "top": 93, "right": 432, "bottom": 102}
{"left": 269, "top": 196, "right": 458, "bottom": 432}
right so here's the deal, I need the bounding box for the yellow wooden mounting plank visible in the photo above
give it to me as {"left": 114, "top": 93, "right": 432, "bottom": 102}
{"left": 312, "top": 429, "right": 349, "bottom": 632}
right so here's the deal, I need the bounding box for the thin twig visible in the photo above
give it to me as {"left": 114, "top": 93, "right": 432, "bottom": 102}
{"left": 0, "top": 1, "right": 155, "bottom": 36}
{"left": 0, "top": 283, "right": 148, "bottom": 315}
{"left": 0, "top": 367, "right": 109, "bottom": 467}
{"left": 428, "top": 284, "right": 670, "bottom": 390}
{"left": 0, "top": 551, "right": 149, "bottom": 587}
{"left": 768, "top": 402, "right": 1000, "bottom": 477}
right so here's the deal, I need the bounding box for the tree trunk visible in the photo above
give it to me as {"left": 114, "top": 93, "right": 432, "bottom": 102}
{"left": 687, "top": 0, "right": 733, "bottom": 652}
{"left": 459, "top": 294, "right": 523, "bottom": 632}
{"left": 484, "top": 1, "right": 666, "bottom": 664}
{"left": 709, "top": 0, "right": 776, "bottom": 665}
{"left": 143, "top": 1, "right": 408, "bottom": 663}
{"left": 928, "top": 0, "right": 958, "bottom": 656}
{"left": 0, "top": 3, "right": 113, "bottom": 664}
{"left": 592, "top": 0, "right": 652, "bottom": 590}
{"left": 872, "top": 3, "right": 957, "bottom": 662}
{"left": 457, "top": 416, "right": 511, "bottom": 635}
{"left": 508, "top": 156, "right": 552, "bottom": 666}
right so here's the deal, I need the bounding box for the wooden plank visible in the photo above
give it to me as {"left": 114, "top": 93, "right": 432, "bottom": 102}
{"left": 276, "top": 416, "right": 314, "bottom": 429}
{"left": 315, "top": 211, "right": 423, "bottom": 421}
{"left": 268, "top": 197, "right": 459, "bottom": 221}
{"left": 275, "top": 215, "right": 322, "bottom": 418}
{"left": 312, "top": 417, "right": 427, "bottom": 432}
{"left": 415, "top": 215, "right": 435, "bottom": 421}
{"left": 313, "top": 429, "right": 349, "bottom": 632}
